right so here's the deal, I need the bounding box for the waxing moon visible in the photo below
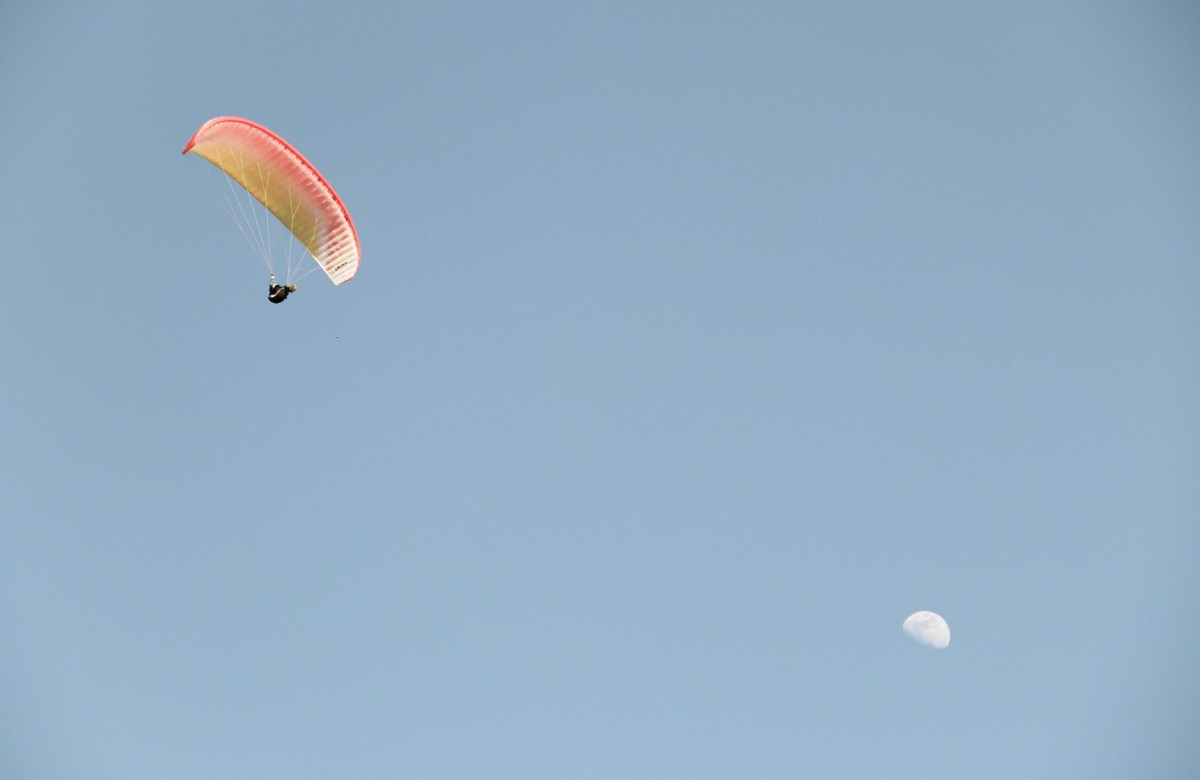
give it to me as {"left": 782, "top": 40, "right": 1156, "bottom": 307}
{"left": 902, "top": 611, "right": 951, "bottom": 649}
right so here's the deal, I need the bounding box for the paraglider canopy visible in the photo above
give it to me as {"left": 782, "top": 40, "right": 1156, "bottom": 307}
{"left": 183, "top": 116, "right": 360, "bottom": 285}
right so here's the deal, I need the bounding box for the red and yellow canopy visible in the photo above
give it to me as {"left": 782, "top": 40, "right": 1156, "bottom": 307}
{"left": 183, "top": 117, "right": 360, "bottom": 285}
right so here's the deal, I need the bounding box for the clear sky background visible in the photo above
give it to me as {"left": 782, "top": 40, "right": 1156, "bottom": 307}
{"left": 2, "top": 2, "right": 1198, "bottom": 778}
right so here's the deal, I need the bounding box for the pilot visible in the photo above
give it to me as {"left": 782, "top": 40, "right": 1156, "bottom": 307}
{"left": 268, "top": 274, "right": 297, "bottom": 304}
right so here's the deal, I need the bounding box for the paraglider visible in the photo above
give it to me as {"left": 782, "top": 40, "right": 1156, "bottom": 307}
{"left": 182, "top": 116, "right": 360, "bottom": 301}
{"left": 267, "top": 274, "right": 297, "bottom": 304}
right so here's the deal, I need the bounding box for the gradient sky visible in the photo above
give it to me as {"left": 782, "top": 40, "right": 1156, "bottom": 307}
{"left": 3, "top": 2, "right": 1199, "bottom": 778}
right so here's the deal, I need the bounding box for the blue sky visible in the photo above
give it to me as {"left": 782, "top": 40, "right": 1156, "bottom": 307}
{"left": 2, "top": 2, "right": 1198, "bottom": 777}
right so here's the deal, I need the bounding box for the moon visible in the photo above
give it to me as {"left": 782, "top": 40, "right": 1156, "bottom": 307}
{"left": 902, "top": 611, "right": 951, "bottom": 649}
